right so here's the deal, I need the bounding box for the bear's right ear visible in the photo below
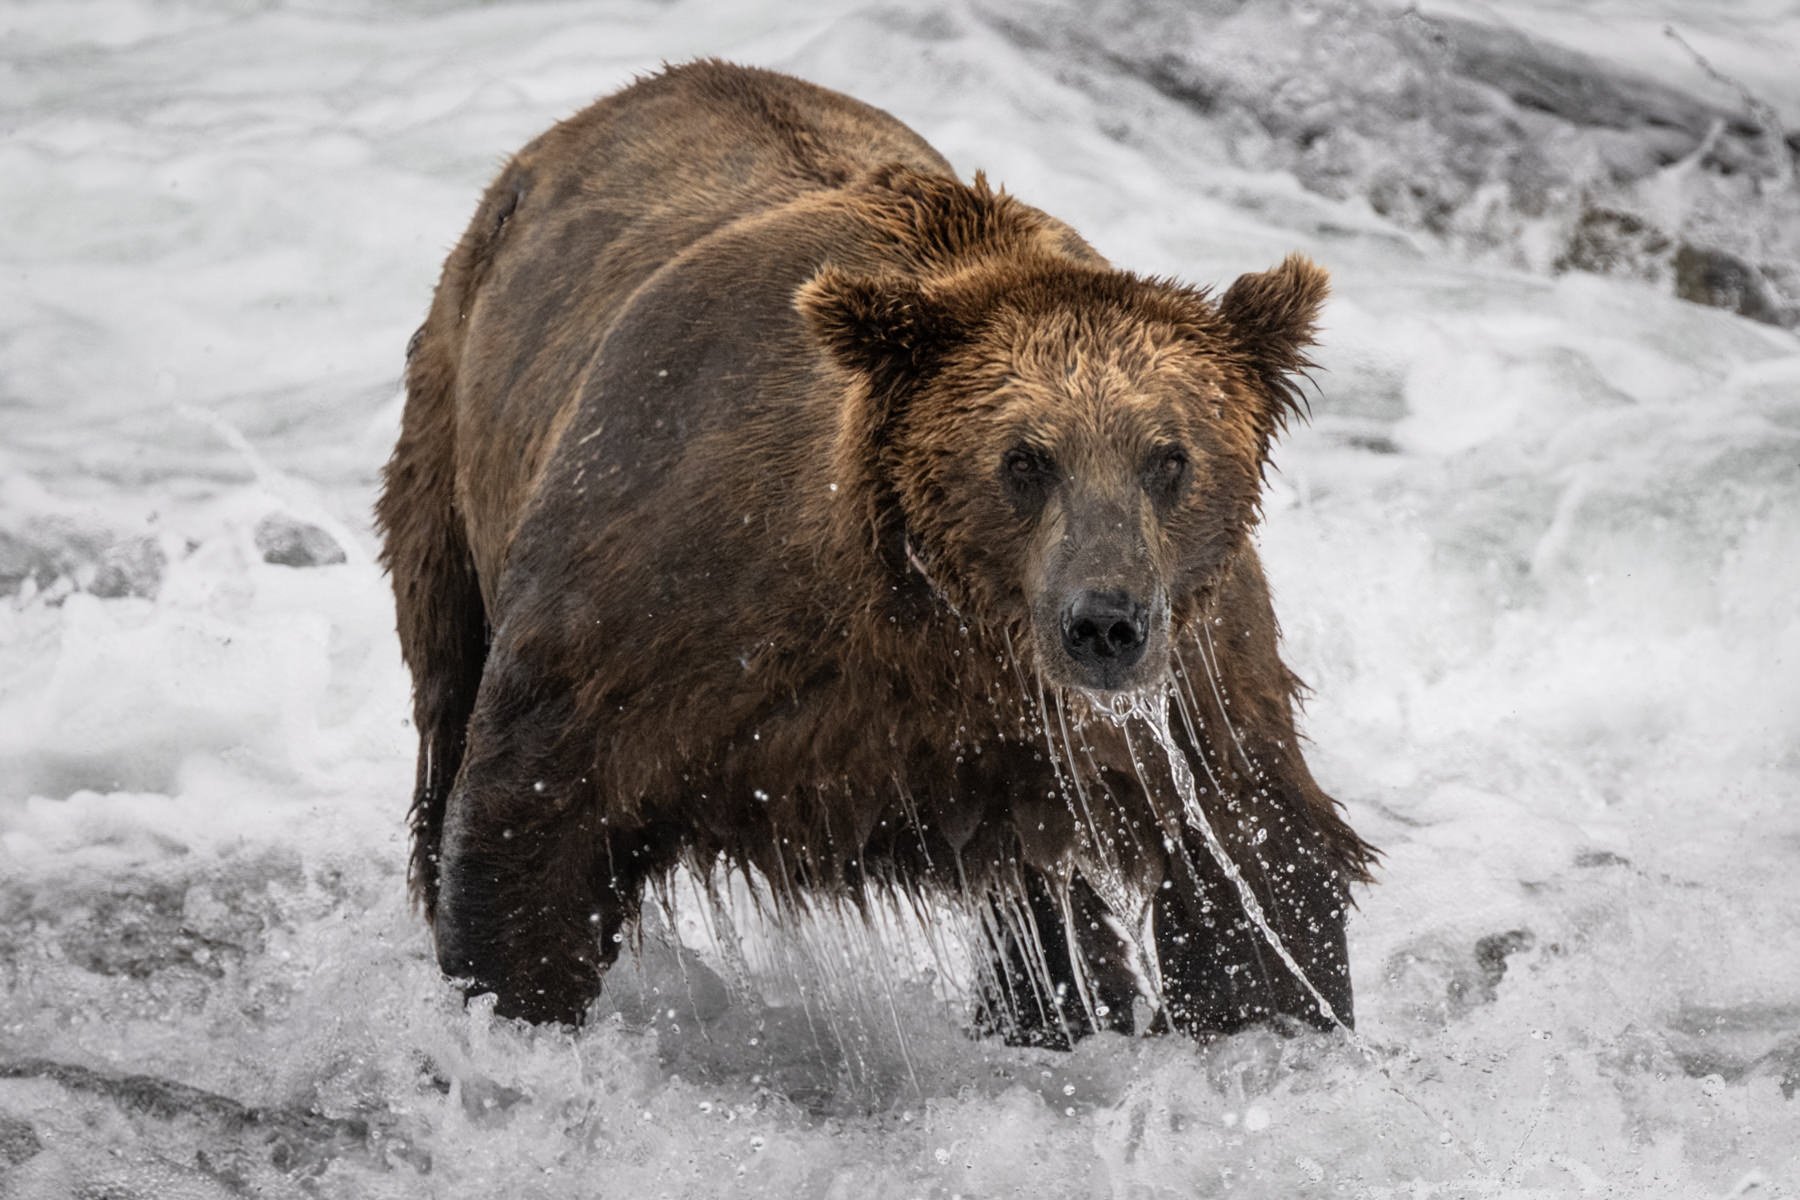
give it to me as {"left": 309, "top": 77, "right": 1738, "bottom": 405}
{"left": 795, "top": 267, "right": 961, "bottom": 398}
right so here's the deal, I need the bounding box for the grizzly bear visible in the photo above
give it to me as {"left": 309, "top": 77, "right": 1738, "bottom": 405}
{"left": 377, "top": 60, "right": 1376, "bottom": 1042}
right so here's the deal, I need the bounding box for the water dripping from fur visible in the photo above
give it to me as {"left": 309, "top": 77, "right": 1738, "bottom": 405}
{"left": 1104, "top": 685, "right": 1354, "bottom": 1036}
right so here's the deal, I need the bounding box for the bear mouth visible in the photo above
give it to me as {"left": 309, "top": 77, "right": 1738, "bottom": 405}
{"left": 1044, "top": 643, "right": 1171, "bottom": 694}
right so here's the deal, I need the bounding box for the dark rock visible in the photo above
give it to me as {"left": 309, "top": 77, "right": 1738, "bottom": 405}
{"left": 254, "top": 514, "right": 346, "bottom": 568}
{"left": 1554, "top": 207, "right": 1672, "bottom": 281}
{"left": 1675, "top": 243, "right": 1790, "bottom": 326}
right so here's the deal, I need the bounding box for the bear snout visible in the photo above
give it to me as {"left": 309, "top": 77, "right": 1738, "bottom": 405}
{"left": 1059, "top": 589, "right": 1152, "bottom": 688}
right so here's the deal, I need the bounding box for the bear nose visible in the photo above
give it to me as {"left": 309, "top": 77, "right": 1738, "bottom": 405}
{"left": 1061, "top": 590, "right": 1148, "bottom": 672}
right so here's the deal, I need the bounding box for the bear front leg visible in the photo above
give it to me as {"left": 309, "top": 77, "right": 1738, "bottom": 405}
{"left": 429, "top": 653, "right": 652, "bottom": 1026}
{"left": 434, "top": 798, "right": 636, "bottom": 1026}
{"left": 974, "top": 870, "right": 1140, "bottom": 1048}
{"left": 1148, "top": 549, "right": 1371, "bottom": 1037}
{"left": 1152, "top": 814, "right": 1353, "bottom": 1037}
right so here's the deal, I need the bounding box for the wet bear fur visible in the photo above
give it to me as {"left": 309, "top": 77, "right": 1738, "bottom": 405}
{"left": 377, "top": 60, "right": 1377, "bottom": 1039}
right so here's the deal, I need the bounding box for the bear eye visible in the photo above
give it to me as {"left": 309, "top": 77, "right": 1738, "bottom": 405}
{"left": 1000, "top": 444, "right": 1056, "bottom": 512}
{"left": 1145, "top": 446, "right": 1189, "bottom": 504}
{"left": 1003, "top": 447, "right": 1043, "bottom": 478}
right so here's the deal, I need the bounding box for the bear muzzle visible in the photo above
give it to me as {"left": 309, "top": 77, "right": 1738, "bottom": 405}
{"left": 1062, "top": 589, "right": 1147, "bottom": 668}
{"left": 1050, "top": 587, "right": 1167, "bottom": 692}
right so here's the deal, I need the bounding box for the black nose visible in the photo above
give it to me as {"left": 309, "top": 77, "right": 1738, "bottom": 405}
{"left": 1061, "top": 590, "right": 1148, "bottom": 673}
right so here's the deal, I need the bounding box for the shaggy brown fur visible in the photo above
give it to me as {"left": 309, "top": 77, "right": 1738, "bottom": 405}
{"left": 378, "top": 60, "right": 1376, "bottom": 1036}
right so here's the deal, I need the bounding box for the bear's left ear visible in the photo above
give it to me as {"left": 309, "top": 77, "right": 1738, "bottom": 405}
{"left": 795, "top": 267, "right": 963, "bottom": 404}
{"left": 1217, "top": 253, "right": 1329, "bottom": 431}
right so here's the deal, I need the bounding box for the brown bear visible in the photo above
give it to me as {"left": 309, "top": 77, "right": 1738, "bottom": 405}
{"left": 377, "top": 60, "right": 1376, "bottom": 1041}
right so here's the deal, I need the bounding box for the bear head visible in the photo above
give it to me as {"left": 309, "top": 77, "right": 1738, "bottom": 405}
{"left": 799, "top": 234, "right": 1327, "bottom": 698}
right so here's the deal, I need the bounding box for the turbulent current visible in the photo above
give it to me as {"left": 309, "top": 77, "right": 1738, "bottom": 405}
{"left": 3, "top": 0, "right": 1798, "bottom": 1196}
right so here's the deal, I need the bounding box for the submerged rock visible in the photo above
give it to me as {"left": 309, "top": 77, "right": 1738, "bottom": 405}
{"left": 1674, "top": 242, "right": 1791, "bottom": 325}
{"left": 1554, "top": 207, "right": 1673, "bottom": 282}
{"left": 254, "top": 513, "right": 346, "bottom": 568}
{"left": 0, "top": 523, "right": 165, "bottom": 601}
